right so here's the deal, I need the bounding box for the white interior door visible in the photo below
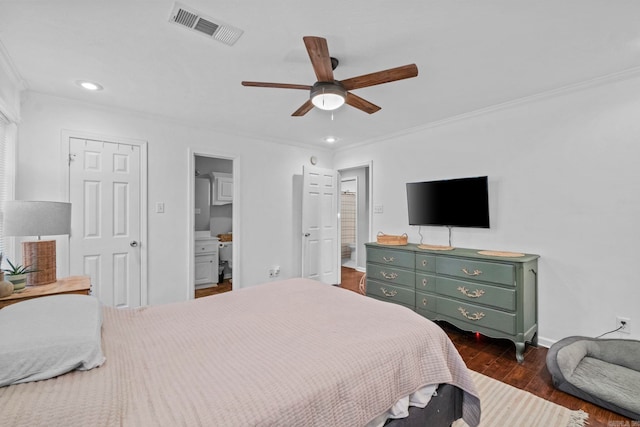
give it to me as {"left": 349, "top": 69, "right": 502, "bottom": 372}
{"left": 302, "top": 165, "right": 339, "bottom": 284}
{"left": 69, "top": 137, "right": 142, "bottom": 307}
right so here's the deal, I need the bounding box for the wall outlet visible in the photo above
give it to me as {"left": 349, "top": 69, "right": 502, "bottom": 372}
{"left": 616, "top": 316, "right": 631, "bottom": 334}
{"left": 269, "top": 266, "right": 280, "bottom": 278}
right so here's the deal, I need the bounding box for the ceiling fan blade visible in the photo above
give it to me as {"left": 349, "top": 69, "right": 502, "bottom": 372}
{"left": 241, "top": 81, "right": 312, "bottom": 90}
{"left": 345, "top": 92, "right": 381, "bottom": 114}
{"left": 340, "top": 64, "right": 419, "bottom": 91}
{"left": 303, "top": 36, "right": 334, "bottom": 82}
{"left": 292, "top": 99, "right": 315, "bottom": 116}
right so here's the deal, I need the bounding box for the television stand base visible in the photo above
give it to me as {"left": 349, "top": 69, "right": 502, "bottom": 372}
{"left": 418, "top": 244, "right": 455, "bottom": 251}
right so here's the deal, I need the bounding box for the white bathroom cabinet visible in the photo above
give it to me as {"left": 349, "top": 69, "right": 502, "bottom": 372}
{"left": 212, "top": 173, "right": 233, "bottom": 205}
{"left": 195, "top": 236, "right": 219, "bottom": 286}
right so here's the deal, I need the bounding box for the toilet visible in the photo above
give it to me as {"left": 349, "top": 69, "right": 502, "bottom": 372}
{"left": 218, "top": 241, "right": 233, "bottom": 278}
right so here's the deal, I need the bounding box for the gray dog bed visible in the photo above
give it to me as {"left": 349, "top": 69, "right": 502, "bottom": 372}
{"left": 546, "top": 336, "right": 640, "bottom": 420}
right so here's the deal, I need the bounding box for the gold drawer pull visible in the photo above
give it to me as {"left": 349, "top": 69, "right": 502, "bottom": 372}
{"left": 421, "top": 297, "right": 428, "bottom": 306}
{"left": 462, "top": 268, "right": 482, "bottom": 277}
{"left": 457, "top": 286, "right": 485, "bottom": 298}
{"left": 458, "top": 307, "right": 485, "bottom": 321}
{"left": 380, "top": 287, "right": 397, "bottom": 297}
{"left": 421, "top": 259, "right": 428, "bottom": 266}
{"left": 382, "top": 256, "right": 395, "bottom": 263}
{"left": 380, "top": 271, "right": 398, "bottom": 280}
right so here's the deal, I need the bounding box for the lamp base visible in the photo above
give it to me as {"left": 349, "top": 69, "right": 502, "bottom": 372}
{"left": 22, "top": 240, "right": 57, "bottom": 286}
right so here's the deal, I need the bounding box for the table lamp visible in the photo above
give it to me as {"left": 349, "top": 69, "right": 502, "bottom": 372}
{"left": 1, "top": 201, "right": 71, "bottom": 286}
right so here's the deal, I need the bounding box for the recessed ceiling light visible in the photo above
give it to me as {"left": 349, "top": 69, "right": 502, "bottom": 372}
{"left": 76, "top": 80, "right": 103, "bottom": 91}
{"left": 324, "top": 136, "right": 337, "bottom": 144}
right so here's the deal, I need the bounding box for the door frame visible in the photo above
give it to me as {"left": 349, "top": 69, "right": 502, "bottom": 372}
{"left": 60, "top": 129, "right": 149, "bottom": 305}
{"left": 187, "top": 148, "right": 240, "bottom": 300}
{"left": 337, "top": 160, "right": 374, "bottom": 270}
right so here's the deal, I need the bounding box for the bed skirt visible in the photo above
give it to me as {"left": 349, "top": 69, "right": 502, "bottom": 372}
{"left": 385, "top": 383, "right": 463, "bottom": 427}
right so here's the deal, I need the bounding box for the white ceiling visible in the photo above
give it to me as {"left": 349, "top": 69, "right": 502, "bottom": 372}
{"left": 1, "top": 1, "right": 640, "bottom": 149}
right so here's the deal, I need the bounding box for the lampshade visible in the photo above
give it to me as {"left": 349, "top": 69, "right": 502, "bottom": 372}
{"left": 1, "top": 201, "right": 71, "bottom": 286}
{"left": 310, "top": 82, "right": 346, "bottom": 111}
{"left": 2, "top": 201, "right": 71, "bottom": 237}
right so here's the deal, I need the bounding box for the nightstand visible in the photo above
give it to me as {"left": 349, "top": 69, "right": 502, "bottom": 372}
{"left": 0, "top": 275, "right": 91, "bottom": 309}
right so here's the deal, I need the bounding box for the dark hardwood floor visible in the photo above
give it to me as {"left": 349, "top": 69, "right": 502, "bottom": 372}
{"left": 340, "top": 266, "right": 633, "bottom": 427}
{"left": 194, "top": 279, "right": 232, "bottom": 298}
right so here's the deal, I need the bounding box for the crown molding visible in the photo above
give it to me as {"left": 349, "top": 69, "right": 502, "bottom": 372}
{"left": 336, "top": 65, "right": 640, "bottom": 152}
{"left": 0, "top": 40, "right": 26, "bottom": 122}
{"left": 0, "top": 40, "right": 26, "bottom": 91}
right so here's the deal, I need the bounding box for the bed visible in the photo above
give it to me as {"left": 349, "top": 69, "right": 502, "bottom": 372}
{"left": 0, "top": 277, "right": 480, "bottom": 427}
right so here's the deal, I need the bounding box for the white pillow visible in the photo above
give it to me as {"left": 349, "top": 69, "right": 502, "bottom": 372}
{"left": 0, "top": 294, "right": 105, "bottom": 387}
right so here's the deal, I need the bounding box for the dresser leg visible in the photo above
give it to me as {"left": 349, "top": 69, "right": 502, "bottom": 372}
{"left": 515, "top": 342, "right": 525, "bottom": 363}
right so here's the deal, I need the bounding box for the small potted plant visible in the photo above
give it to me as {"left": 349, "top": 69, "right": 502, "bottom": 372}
{"left": 2, "top": 258, "right": 37, "bottom": 292}
{"left": 0, "top": 254, "right": 14, "bottom": 297}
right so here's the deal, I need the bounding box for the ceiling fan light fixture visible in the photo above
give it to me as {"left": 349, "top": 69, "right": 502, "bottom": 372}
{"left": 324, "top": 136, "right": 337, "bottom": 144}
{"left": 76, "top": 80, "right": 103, "bottom": 91}
{"left": 310, "top": 82, "right": 346, "bottom": 111}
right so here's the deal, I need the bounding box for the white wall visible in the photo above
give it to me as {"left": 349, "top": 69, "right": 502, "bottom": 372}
{"left": 16, "top": 91, "right": 331, "bottom": 305}
{"left": 334, "top": 74, "right": 640, "bottom": 345}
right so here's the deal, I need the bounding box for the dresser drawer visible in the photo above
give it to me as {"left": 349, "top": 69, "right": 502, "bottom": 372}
{"left": 416, "top": 272, "right": 436, "bottom": 292}
{"left": 438, "top": 296, "right": 516, "bottom": 335}
{"left": 195, "top": 241, "right": 218, "bottom": 255}
{"left": 436, "top": 257, "right": 515, "bottom": 286}
{"left": 415, "top": 254, "right": 436, "bottom": 273}
{"left": 367, "top": 279, "right": 415, "bottom": 307}
{"left": 367, "top": 247, "right": 415, "bottom": 269}
{"left": 366, "top": 263, "right": 414, "bottom": 288}
{"left": 368, "top": 295, "right": 414, "bottom": 310}
{"left": 415, "top": 290, "right": 437, "bottom": 312}
{"left": 436, "top": 277, "right": 516, "bottom": 311}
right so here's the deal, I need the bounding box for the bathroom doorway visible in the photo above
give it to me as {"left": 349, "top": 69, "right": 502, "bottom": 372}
{"left": 189, "top": 151, "right": 238, "bottom": 299}
{"left": 338, "top": 165, "right": 370, "bottom": 272}
{"left": 340, "top": 177, "right": 358, "bottom": 269}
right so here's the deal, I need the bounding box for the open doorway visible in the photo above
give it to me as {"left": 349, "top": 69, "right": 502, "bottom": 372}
{"left": 190, "top": 153, "right": 237, "bottom": 299}
{"left": 340, "top": 176, "right": 358, "bottom": 269}
{"left": 338, "top": 165, "right": 370, "bottom": 273}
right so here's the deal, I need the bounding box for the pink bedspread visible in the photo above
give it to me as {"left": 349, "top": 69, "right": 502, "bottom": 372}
{"left": 0, "top": 278, "right": 480, "bottom": 426}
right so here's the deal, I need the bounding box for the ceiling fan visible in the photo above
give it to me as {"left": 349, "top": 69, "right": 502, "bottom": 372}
{"left": 241, "top": 36, "right": 419, "bottom": 116}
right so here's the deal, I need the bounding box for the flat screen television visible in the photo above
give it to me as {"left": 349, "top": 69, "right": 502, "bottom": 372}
{"left": 406, "top": 176, "right": 490, "bottom": 228}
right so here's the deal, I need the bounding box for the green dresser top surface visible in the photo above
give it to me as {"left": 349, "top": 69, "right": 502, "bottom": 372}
{"left": 366, "top": 242, "right": 539, "bottom": 263}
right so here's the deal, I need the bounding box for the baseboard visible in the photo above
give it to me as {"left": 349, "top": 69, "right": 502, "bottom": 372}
{"left": 536, "top": 336, "right": 554, "bottom": 349}
{"left": 340, "top": 263, "right": 366, "bottom": 273}
{"left": 195, "top": 283, "right": 218, "bottom": 289}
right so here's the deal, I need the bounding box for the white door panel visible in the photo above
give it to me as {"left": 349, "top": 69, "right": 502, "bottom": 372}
{"left": 69, "top": 138, "right": 142, "bottom": 307}
{"left": 302, "top": 166, "right": 339, "bottom": 284}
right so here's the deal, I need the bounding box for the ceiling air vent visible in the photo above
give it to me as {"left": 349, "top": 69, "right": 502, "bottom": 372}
{"left": 169, "top": 2, "right": 243, "bottom": 46}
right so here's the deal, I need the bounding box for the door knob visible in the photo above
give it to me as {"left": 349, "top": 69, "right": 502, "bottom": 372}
{"left": 130, "top": 241, "right": 139, "bottom": 247}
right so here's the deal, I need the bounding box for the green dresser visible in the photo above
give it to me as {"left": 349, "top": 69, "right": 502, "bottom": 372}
{"left": 366, "top": 242, "right": 539, "bottom": 363}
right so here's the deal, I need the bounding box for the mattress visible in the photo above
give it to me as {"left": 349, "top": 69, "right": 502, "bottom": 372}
{"left": 0, "top": 277, "right": 480, "bottom": 426}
